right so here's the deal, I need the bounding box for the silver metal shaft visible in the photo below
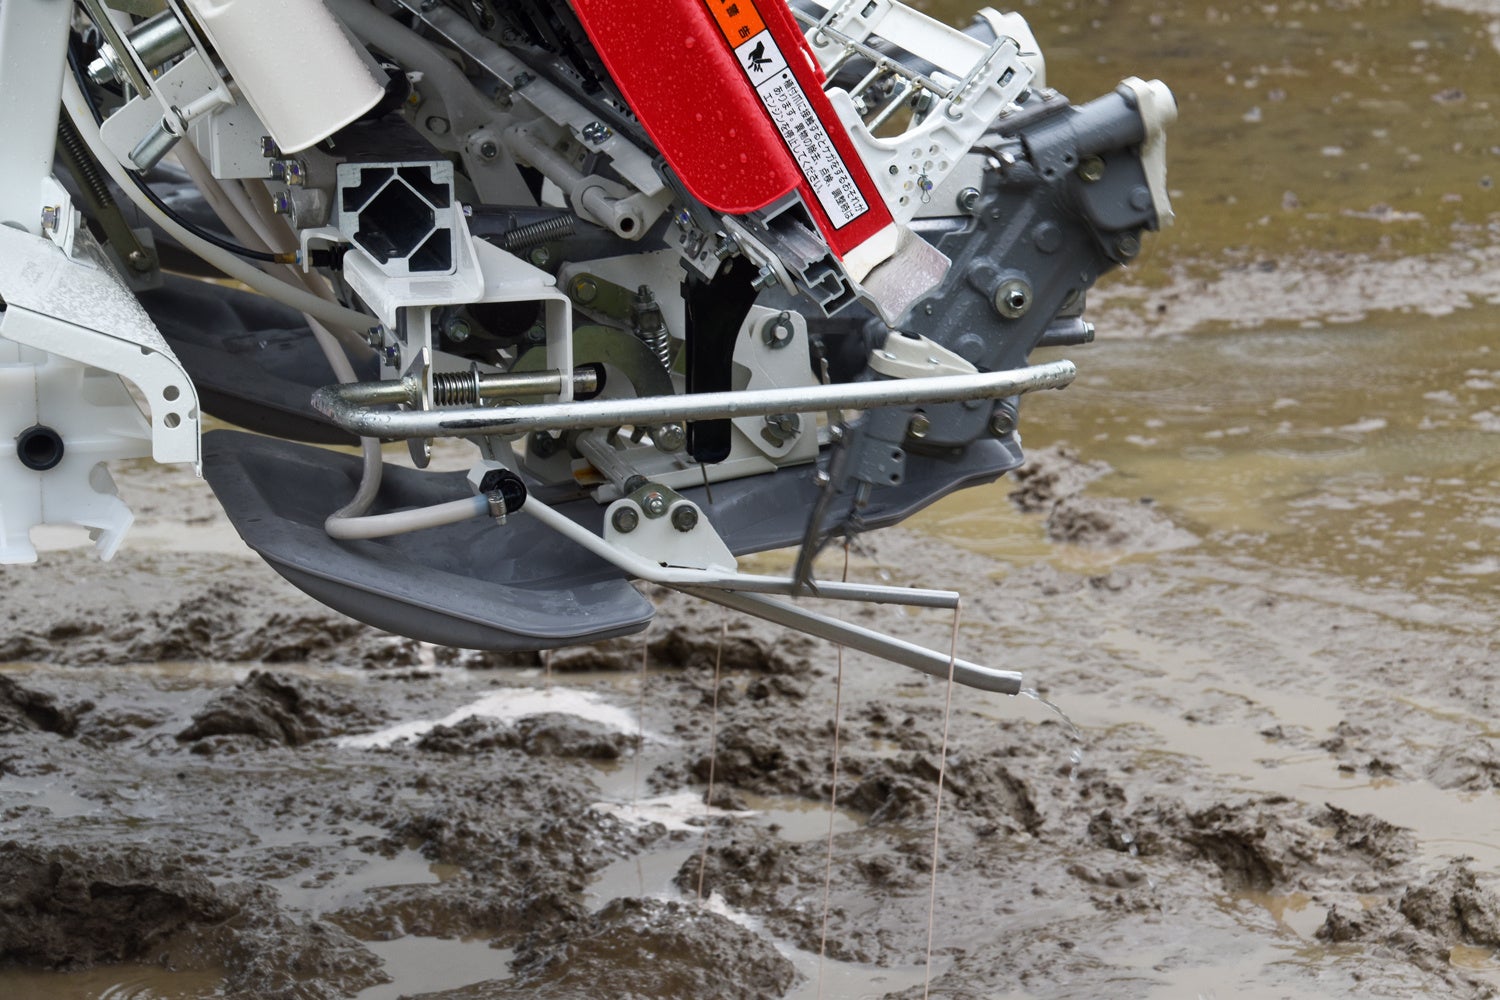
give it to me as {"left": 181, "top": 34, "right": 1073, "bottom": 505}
{"left": 675, "top": 586, "right": 1022, "bottom": 695}
{"left": 312, "top": 359, "right": 1076, "bottom": 440}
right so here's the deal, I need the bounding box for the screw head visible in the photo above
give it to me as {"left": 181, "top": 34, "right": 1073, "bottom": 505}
{"left": 671, "top": 505, "right": 699, "bottom": 533}
{"left": 642, "top": 491, "right": 668, "bottom": 517}
{"left": 611, "top": 506, "right": 639, "bottom": 533}
{"left": 530, "top": 246, "right": 551, "bottom": 266}
{"left": 1077, "top": 155, "right": 1105, "bottom": 182}
{"left": 478, "top": 140, "right": 498, "bottom": 160}
{"left": 908, "top": 413, "right": 931, "bottom": 439}
{"left": 581, "top": 121, "right": 613, "bottom": 144}
{"left": 1115, "top": 234, "right": 1141, "bottom": 260}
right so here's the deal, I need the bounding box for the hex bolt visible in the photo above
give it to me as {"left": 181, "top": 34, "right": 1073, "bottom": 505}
{"left": 530, "top": 246, "right": 551, "bottom": 266}
{"left": 641, "top": 491, "right": 668, "bottom": 517}
{"left": 570, "top": 275, "right": 598, "bottom": 303}
{"left": 994, "top": 278, "right": 1032, "bottom": 319}
{"left": 671, "top": 505, "right": 699, "bottom": 533}
{"left": 529, "top": 431, "right": 558, "bottom": 458}
{"left": 1115, "top": 234, "right": 1141, "bottom": 260}
{"left": 446, "top": 318, "right": 471, "bottom": 343}
{"left": 611, "top": 506, "right": 639, "bottom": 533}
{"left": 989, "top": 410, "right": 1017, "bottom": 437}
{"left": 908, "top": 413, "right": 931, "bottom": 439}
{"left": 1077, "top": 155, "right": 1105, "bottom": 182}
{"left": 272, "top": 191, "right": 292, "bottom": 215}
{"left": 653, "top": 424, "right": 686, "bottom": 453}
{"left": 258, "top": 135, "right": 279, "bottom": 158}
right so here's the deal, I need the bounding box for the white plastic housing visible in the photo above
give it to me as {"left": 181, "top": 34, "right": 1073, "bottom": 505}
{"left": 184, "top": 0, "right": 385, "bottom": 153}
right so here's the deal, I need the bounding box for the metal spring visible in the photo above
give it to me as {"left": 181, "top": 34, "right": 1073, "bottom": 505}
{"left": 431, "top": 368, "right": 482, "bottom": 406}
{"left": 500, "top": 215, "right": 576, "bottom": 252}
{"left": 56, "top": 116, "right": 116, "bottom": 211}
{"left": 640, "top": 325, "right": 671, "bottom": 370}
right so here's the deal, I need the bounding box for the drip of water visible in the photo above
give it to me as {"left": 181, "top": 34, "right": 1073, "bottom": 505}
{"left": 1020, "top": 688, "right": 1086, "bottom": 781}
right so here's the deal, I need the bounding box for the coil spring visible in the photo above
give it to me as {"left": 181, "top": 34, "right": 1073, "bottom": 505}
{"left": 56, "top": 117, "right": 115, "bottom": 211}
{"left": 640, "top": 325, "right": 671, "bottom": 370}
{"left": 500, "top": 215, "right": 576, "bottom": 252}
{"left": 431, "top": 368, "right": 482, "bottom": 406}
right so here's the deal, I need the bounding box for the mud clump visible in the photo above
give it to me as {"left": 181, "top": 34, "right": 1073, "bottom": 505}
{"left": 0, "top": 842, "right": 385, "bottom": 1000}
{"left": 0, "top": 675, "right": 90, "bottom": 737}
{"left": 1045, "top": 495, "right": 1195, "bottom": 550}
{"left": 0, "top": 841, "right": 225, "bottom": 965}
{"left": 1399, "top": 860, "right": 1500, "bottom": 948}
{"left": 416, "top": 713, "right": 631, "bottom": 760}
{"left": 546, "top": 594, "right": 813, "bottom": 675}
{"left": 489, "top": 897, "right": 796, "bottom": 999}
{"left": 1007, "top": 444, "right": 1110, "bottom": 511}
{"left": 176, "top": 670, "right": 378, "bottom": 746}
{"left": 1426, "top": 739, "right": 1500, "bottom": 791}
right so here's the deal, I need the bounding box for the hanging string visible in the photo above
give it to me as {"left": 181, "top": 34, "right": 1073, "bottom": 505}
{"left": 633, "top": 624, "right": 651, "bottom": 810}
{"left": 696, "top": 613, "right": 730, "bottom": 903}
{"left": 816, "top": 540, "right": 853, "bottom": 996}
{"left": 922, "top": 597, "right": 963, "bottom": 998}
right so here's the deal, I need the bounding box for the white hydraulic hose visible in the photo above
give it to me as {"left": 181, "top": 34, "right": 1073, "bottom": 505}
{"left": 61, "top": 74, "right": 376, "bottom": 332}
{"left": 324, "top": 493, "right": 487, "bottom": 540}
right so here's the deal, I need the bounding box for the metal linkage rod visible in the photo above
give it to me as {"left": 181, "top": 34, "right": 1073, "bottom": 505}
{"left": 676, "top": 586, "right": 1022, "bottom": 695}
{"left": 312, "top": 359, "right": 1077, "bottom": 440}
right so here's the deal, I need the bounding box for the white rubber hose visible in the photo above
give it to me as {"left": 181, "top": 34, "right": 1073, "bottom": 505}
{"left": 324, "top": 493, "right": 487, "bottom": 540}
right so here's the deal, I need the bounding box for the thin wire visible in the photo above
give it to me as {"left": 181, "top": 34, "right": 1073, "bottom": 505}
{"left": 695, "top": 613, "right": 729, "bottom": 903}
{"left": 816, "top": 541, "right": 852, "bottom": 996}
{"left": 632, "top": 625, "right": 651, "bottom": 809}
{"left": 922, "top": 598, "right": 963, "bottom": 998}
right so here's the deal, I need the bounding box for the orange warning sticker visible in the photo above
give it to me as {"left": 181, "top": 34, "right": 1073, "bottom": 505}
{"left": 705, "top": 0, "right": 766, "bottom": 47}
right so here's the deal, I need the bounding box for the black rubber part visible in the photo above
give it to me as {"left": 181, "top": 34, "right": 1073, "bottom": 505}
{"left": 16, "top": 425, "right": 64, "bottom": 471}
{"left": 201, "top": 429, "right": 1024, "bottom": 650}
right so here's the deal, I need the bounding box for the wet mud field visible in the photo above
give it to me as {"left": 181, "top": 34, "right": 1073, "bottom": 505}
{"left": 5, "top": 0, "right": 1500, "bottom": 996}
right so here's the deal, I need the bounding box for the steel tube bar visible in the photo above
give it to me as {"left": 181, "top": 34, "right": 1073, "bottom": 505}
{"left": 313, "top": 359, "right": 1076, "bottom": 440}
{"left": 676, "top": 586, "right": 1022, "bottom": 694}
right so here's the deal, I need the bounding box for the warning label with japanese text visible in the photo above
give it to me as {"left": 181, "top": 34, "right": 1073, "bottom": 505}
{"left": 704, "top": 0, "right": 869, "bottom": 230}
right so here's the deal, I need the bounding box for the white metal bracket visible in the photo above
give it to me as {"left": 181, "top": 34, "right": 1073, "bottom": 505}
{"left": 0, "top": 227, "right": 200, "bottom": 563}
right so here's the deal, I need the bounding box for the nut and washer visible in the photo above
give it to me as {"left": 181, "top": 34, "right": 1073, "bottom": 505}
{"left": 641, "top": 491, "right": 668, "bottom": 517}
{"left": 670, "top": 505, "right": 699, "bottom": 533}
{"left": 611, "top": 506, "right": 640, "bottom": 533}
{"left": 994, "top": 278, "right": 1032, "bottom": 319}
{"left": 762, "top": 311, "right": 795, "bottom": 349}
